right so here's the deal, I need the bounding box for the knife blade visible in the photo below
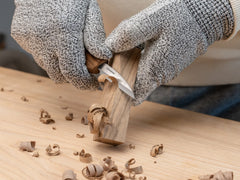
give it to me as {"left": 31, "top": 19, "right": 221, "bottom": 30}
{"left": 86, "top": 52, "right": 135, "bottom": 99}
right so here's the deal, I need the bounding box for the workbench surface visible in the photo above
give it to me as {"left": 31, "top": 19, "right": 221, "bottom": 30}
{"left": 0, "top": 67, "right": 239, "bottom": 180}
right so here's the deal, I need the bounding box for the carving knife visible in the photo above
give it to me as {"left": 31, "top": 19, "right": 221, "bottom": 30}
{"left": 86, "top": 52, "right": 135, "bottom": 99}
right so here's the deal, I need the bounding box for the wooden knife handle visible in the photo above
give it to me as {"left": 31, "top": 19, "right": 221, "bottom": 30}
{"left": 85, "top": 52, "right": 108, "bottom": 74}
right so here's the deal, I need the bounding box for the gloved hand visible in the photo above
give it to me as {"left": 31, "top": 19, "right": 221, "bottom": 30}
{"left": 106, "top": 0, "right": 234, "bottom": 105}
{"left": 11, "top": 0, "right": 112, "bottom": 90}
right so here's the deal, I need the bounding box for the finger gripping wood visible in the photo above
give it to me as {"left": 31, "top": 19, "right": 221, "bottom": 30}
{"left": 85, "top": 52, "right": 108, "bottom": 74}
{"left": 89, "top": 48, "right": 141, "bottom": 145}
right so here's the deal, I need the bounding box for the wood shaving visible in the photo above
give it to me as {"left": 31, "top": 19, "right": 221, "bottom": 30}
{"left": 65, "top": 113, "right": 74, "bottom": 121}
{"left": 81, "top": 116, "right": 89, "bottom": 125}
{"left": 40, "top": 109, "right": 55, "bottom": 124}
{"left": 97, "top": 74, "right": 118, "bottom": 84}
{"left": 76, "top": 134, "right": 85, "bottom": 138}
{"left": 150, "top": 144, "right": 163, "bottom": 157}
{"left": 52, "top": 126, "right": 56, "bottom": 130}
{"left": 8, "top": 89, "right": 14, "bottom": 92}
{"left": 0, "top": 88, "right": 4, "bottom": 92}
{"left": 79, "top": 149, "right": 93, "bottom": 163}
{"left": 87, "top": 104, "right": 109, "bottom": 135}
{"left": 19, "top": 141, "right": 36, "bottom": 152}
{"left": 36, "top": 79, "right": 42, "bottom": 83}
{"left": 45, "top": 144, "right": 60, "bottom": 156}
{"left": 21, "top": 96, "right": 29, "bottom": 102}
{"left": 82, "top": 164, "right": 104, "bottom": 179}
{"left": 199, "top": 171, "right": 233, "bottom": 180}
{"left": 129, "top": 144, "right": 135, "bottom": 149}
{"left": 61, "top": 106, "right": 69, "bottom": 110}
{"left": 62, "top": 169, "right": 77, "bottom": 180}
{"left": 73, "top": 151, "right": 79, "bottom": 156}
{"left": 32, "top": 151, "right": 39, "bottom": 157}
{"left": 105, "top": 171, "right": 125, "bottom": 180}
{"left": 100, "top": 156, "right": 118, "bottom": 171}
{"left": 125, "top": 158, "right": 143, "bottom": 175}
{"left": 138, "top": 176, "right": 147, "bottom": 180}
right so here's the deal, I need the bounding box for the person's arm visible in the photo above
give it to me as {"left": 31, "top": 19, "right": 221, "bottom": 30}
{"left": 106, "top": 0, "right": 235, "bottom": 105}
{"left": 11, "top": 0, "right": 112, "bottom": 90}
{"left": 229, "top": 0, "right": 240, "bottom": 38}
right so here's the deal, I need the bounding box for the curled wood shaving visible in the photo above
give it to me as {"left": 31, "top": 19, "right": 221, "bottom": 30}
{"left": 125, "top": 158, "right": 143, "bottom": 175}
{"left": 105, "top": 171, "right": 125, "bottom": 180}
{"left": 32, "top": 151, "right": 39, "bottom": 157}
{"left": 19, "top": 141, "right": 36, "bottom": 152}
{"left": 62, "top": 169, "right": 77, "bottom": 180}
{"left": 150, "top": 144, "right": 163, "bottom": 157}
{"left": 82, "top": 164, "right": 104, "bottom": 179}
{"left": 21, "top": 96, "right": 29, "bottom": 102}
{"left": 76, "top": 134, "right": 85, "bottom": 138}
{"left": 129, "top": 144, "right": 135, "bottom": 150}
{"left": 199, "top": 171, "right": 233, "bottom": 180}
{"left": 40, "top": 109, "right": 55, "bottom": 124}
{"left": 138, "top": 176, "right": 147, "bottom": 180}
{"left": 87, "top": 104, "right": 109, "bottom": 135}
{"left": 81, "top": 116, "right": 89, "bottom": 125}
{"left": 79, "top": 149, "right": 92, "bottom": 163}
{"left": 97, "top": 74, "right": 118, "bottom": 85}
{"left": 65, "top": 113, "right": 74, "bottom": 121}
{"left": 45, "top": 144, "right": 60, "bottom": 156}
{"left": 73, "top": 151, "right": 79, "bottom": 156}
{"left": 100, "top": 156, "right": 118, "bottom": 171}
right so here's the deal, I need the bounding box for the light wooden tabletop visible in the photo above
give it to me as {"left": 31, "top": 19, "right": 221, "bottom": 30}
{"left": 0, "top": 67, "right": 239, "bottom": 180}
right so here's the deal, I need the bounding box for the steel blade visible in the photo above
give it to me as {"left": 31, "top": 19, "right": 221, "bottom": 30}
{"left": 98, "top": 64, "right": 135, "bottom": 99}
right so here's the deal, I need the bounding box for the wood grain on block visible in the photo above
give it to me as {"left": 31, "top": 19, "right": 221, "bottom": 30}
{"left": 93, "top": 48, "right": 141, "bottom": 145}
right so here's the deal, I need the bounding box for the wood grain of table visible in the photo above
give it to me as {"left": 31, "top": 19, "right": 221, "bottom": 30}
{"left": 0, "top": 67, "right": 239, "bottom": 180}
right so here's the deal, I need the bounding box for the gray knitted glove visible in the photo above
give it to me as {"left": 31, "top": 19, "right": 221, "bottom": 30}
{"left": 11, "top": 0, "right": 112, "bottom": 90}
{"left": 106, "top": 0, "right": 234, "bottom": 105}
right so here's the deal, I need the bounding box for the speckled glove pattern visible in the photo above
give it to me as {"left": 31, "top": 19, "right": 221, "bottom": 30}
{"left": 11, "top": 0, "right": 112, "bottom": 90}
{"left": 106, "top": 0, "right": 234, "bottom": 105}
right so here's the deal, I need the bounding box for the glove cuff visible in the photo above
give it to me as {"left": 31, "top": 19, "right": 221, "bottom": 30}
{"left": 183, "top": 0, "right": 235, "bottom": 45}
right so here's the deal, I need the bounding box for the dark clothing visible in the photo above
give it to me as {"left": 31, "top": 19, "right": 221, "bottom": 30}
{"left": 148, "top": 85, "right": 240, "bottom": 121}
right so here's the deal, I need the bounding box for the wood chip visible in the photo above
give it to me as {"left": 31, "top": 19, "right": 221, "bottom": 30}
{"left": 32, "top": 151, "right": 39, "bottom": 157}
{"left": 21, "top": 96, "right": 29, "bottom": 102}
{"left": 125, "top": 158, "right": 143, "bottom": 175}
{"left": 87, "top": 104, "right": 109, "bottom": 134}
{"left": 138, "top": 176, "right": 147, "bottom": 180}
{"left": 129, "top": 144, "right": 135, "bottom": 149}
{"left": 79, "top": 149, "right": 92, "bottom": 163}
{"left": 82, "top": 164, "right": 104, "bottom": 179}
{"left": 65, "top": 113, "right": 74, "bottom": 121}
{"left": 73, "top": 151, "right": 79, "bottom": 156}
{"left": 81, "top": 116, "right": 89, "bottom": 125}
{"left": 45, "top": 144, "right": 60, "bottom": 156}
{"left": 52, "top": 126, "right": 56, "bottom": 130}
{"left": 105, "top": 171, "right": 125, "bottom": 180}
{"left": 150, "top": 144, "right": 163, "bottom": 157}
{"left": 76, "top": 134, "right": 85, "bottom": 138}
{"left": 199, "top": 171, "right": 233, "bottom": 180}
{"left": 39, "top": 109, "right": 55, "bottom": 124}
{"left": 100, "top": 156, "right": 118, "bottom": 171}
{"left": 19, "top": 141, "right": 36, "bottom": 152}
{"left": 0, "top": 88, "right": 4, "bottom": 92}
{"left": 36, "top": 79, "right": 42, "bottom": 83}
{"left": 62, "top": 169, "right": 77, "bottom": 180}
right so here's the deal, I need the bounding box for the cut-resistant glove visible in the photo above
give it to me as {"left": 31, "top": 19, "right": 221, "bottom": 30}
{"left": 11, "top": 0, "right": 112, "bottom": 90}
{"left": 106, "top": 0, "right": 234, "bottom": 105}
